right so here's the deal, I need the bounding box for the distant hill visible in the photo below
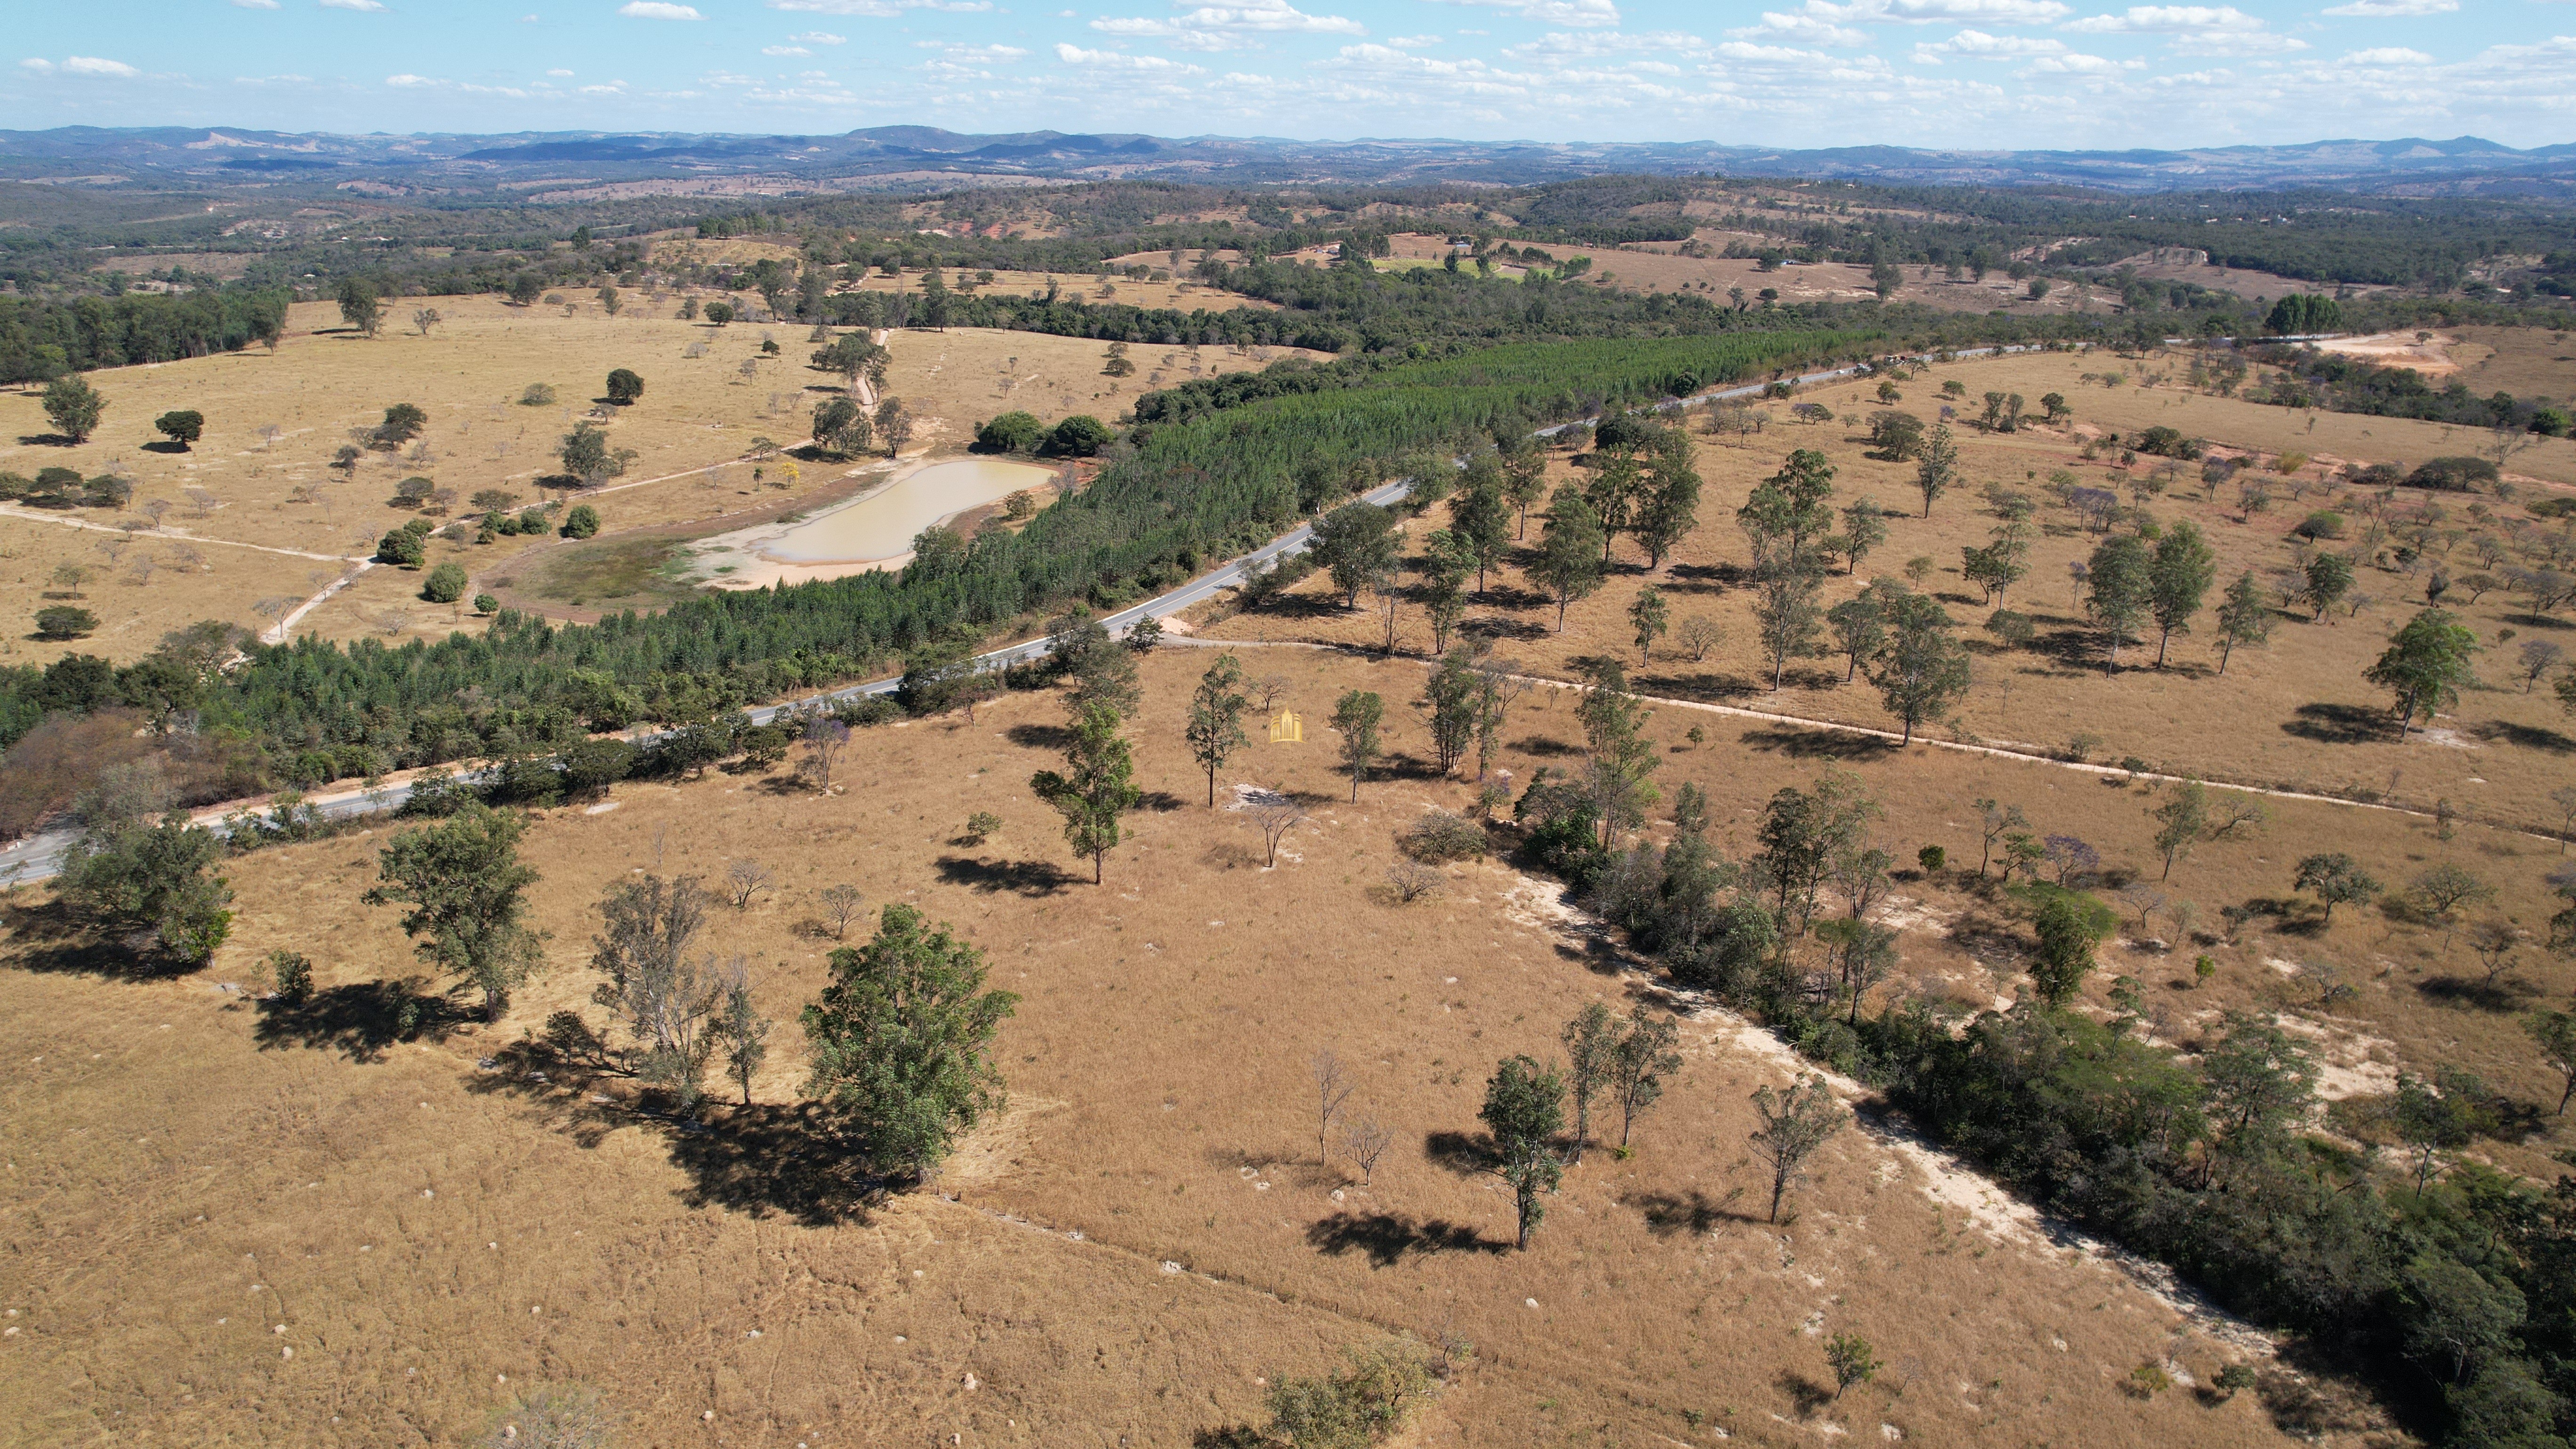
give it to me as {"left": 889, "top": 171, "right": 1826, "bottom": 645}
{"left": 3, "top": 124, "right": 2574, "bottom": 198}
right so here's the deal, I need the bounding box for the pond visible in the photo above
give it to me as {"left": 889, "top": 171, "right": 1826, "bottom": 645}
{"left": 760, "top": 458, "right": 1055, "bottom": 564}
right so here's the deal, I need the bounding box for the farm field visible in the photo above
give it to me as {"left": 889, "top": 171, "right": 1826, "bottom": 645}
{"left": 17, "top": 642, "right": 2550, "bottom": 1447}
{"left": 0, "top": 299, "right": 1307, "bottom": 658}
{"left": 1200, "top": 345, "right": 2576, "bottom": 837}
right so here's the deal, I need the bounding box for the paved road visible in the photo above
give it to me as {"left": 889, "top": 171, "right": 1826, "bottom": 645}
{"left": 0, "top": 340, "right": 2057, "bottom": 886}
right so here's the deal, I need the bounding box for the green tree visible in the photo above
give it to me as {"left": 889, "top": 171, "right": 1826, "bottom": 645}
{"left": 62, "top": 812, "right": 234, "bottom": 966}
{"left": 2366, "top": 608, "right": 2480, "bottom": 737}
{"left": 2150, "top": 780, "right": 2209, "bottom": 882}
{"left": 1500, "top": 437, "right": 1549, "bottom": 538}
{"left": 1628, "top": 584, "right": 1668, "bottom": 663}
{"left": 1750, "top": 1075, "right": 1847, "bottom": 1222}
{"left": 1914, "top": 421, "right": 1959, "bottom": 518}
{"left": 2303, "top": 553, "right": 2354, "bottom": 621}
{"left": 422, "top": 562, "right": 469, "bottom": 604}
{"left": 811, "top": 396, "right": 872, "bottom": 459}
{"left": 41, "top": 374, "right": 105, "bottom": 443}
{"left": 365, "top": 801, "right": 544, "bottom": 1020}
{"left": 1632, "top": 436, "right": 1703, "bottom": 570}
{"left": 1329, "top": 689, "right": 1385, "bottom": 802}
{"left": 374, "top": 528, "right": 427, "bottom": 569}
{"left": 1480, "top": 1055, "right": 1566, "bottom": 1249}
{"left": 1311, "top": 500, "right": 1399, "bottom": 608}
{"left": 2409, "top": 862, "right": 2494, "bottom": 951}
{"left": 1827, "top": 1333, "right": 1881, "bottom": 1401}
{"left": 335, "top": 276, "right": 383, "bottom": 338}
{"left": 1185, "top": 651, "right": 1251, "bottom": 807}
{"left": 1447, "top": 471, "right": 1512, "bottom": 592}
{"left": 559, "top": 422, "right": 630, "bottom": 487}
{"left": 1420, "top": 647, "right": 1478, "bottom": 777}
{"left": 1030, "top": 700, "right": 1141, "bottom": 885}
{"left": 1560, "top": 1001, "right": 1618, "bottom": 1165}
{"left": 1839, "top": 498, "right": 1889, "bottom": 576}
{"left": 2147, "top": 520, "right": 2217, "bottom": 667}
{"left": 1870, "top": 590, "right": 1968, "bottom": 744}
{"left": 604, "top": 368, "right": 644, "bottom": 405}
{"left": 2202, "top": 1010, "right": 2318, "bottom": 1148}
{"left": 561, "top": 504, "right": 600, "bottom": 539}
{"left": 2214, "top": 571, "right": 2271, "bottom": 674}
{"left": 1528, "top": 486, "right": 1607, "bottom": 630}
{"left": 2525, "top": 1008, "right": 2576, "bottom": 1115}
{"left": 703, "top": 300, "right": 735, "bottom": 327}
{"left": 2029, "top": 887, "right": 2117, "bottom": 1006}
{"left": 2294, "top": 852, "right": 2380, "bottom": 924}
{"left": 974, "top": 410, "right": 1043, "bottom": 454}
{"left": 1577, "top": 660, "right": 1660, "bottom": 849}
{"left": 33, "top": 605, "right": 98, "bottom": 639}
{"left": 1044, "top": 414, "right": 1112, "bottom": 457}
{"left": 800, "top": 903, "right": 1018, "bottom": 1181}
{"left": 153, "top": 409, "right": 204, "bottom": 450}
{"left": 874, "top": 397, "right": 913, "bottom": 458}
{"left": 1610, "top": 1008, "right": 1682, "bottom": 1148}
{"left": 1827, "top": 585, "right": 1890, "bottom": 683}
{"left": 717, "top": 959, "right": 770, "bottom": 1107}
{"left": 1752, "top": 566, "right": 1823, "bottom": 691}
{"left": 2085, "top": 534, "right": 2153, "bottom": 676}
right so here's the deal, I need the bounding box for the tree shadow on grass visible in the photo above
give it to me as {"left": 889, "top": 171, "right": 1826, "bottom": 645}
{"left": 2282, "top": 703, "right": 2393, "bottom": 746}
{"left": 1777, "top": 1371, "right": 1836, "bottom": 1417}
{"left": 467, "top": 1035, "right": 881, "bottom": 1226}
{"left": 1739, "top": 726, "right": 1895, "bottom": 762}
{"left": 1624, "top": 1186, "right": 1761, "bottom": 1239}
{"left": 2415, "top": 974, "right": 2543, "bottom": 1014}
{"left": 1635, "top": 669, "right": 1759, "bottom": 702}
{"left": 2472, "top": 719, "right": 2576, "bottom": 754}
{"left": 253, "top": 978, "right": 468, "bottom": 1063}
{"left": 1306, "top": 1211, "right": 1507, "bottom": 1267}
{"left": 933, "top": 854, "right": 1079, "bottom": 896}
{"left": 0, "top": 899, "right": 186, "bottom": 980}
{"left": 1422, "top": 1129, "right": 1496, "bottom": 1177}
{"left": 1004, "top": 722, "right": 1072, "bottom": 750}
{"left": 1513, "top": 733, "right": 1582, "bottom": 758}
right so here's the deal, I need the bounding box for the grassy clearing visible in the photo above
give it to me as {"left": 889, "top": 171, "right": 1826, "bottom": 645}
{"left": 516, "top": 534, "right": 694, "bottom": 609}
{"left": 21, "top": 644, "right": 2564, "bottom": 1444}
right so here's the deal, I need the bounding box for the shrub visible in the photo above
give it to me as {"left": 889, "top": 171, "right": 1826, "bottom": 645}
{"left": 2295, "top": 510, "right": 2345, "bottom": 540}
{"left": 518, "top": 383, "right": 556, "bottom": 407}
{"left": 153, "top": 410, "right": 204, "bottom": 449}
{"left": 975, "top": 411, "right": 1046, "bottom": 454}
{"left": 422, "top": 563, "right": 469, "bottom": 604}
{"left": 604, "top": 368, "right": 644, "bottom": 405}
{"left": 33, "top": 605, "right": 98, "bottom": 639}
{"left": 267, "top": 949, "right": 313, "bottom": 1003}
{"left": 375, "top": 529, "right": 427, "bottom": 568}
{"left": 472, "top": 593, "right": 500, "bottom": 615}
{"left": 1400, "top": 809, "right": 1489, "bottom": 862}
{"left": 515, "top": 505, "right": 550, "bottom": 534}
{"left": 2406, "top": 456, "right": 2500, "bottom": 492}
{"left": 1044, "top": 414, "right": 1114, "bottom": 458}
{"left": 561, "top": 504, "right": 600, "bottom": 539}
{"left": 1917, "top": 844, "right": 1945, "bottom": 873}
{"left": 394, "top": 476, "right": 435, "bottom": 507}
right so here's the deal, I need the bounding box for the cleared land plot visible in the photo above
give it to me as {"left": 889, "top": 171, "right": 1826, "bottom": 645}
{"left": 19, "top": 646, "right": 2570, "bottom": 1445}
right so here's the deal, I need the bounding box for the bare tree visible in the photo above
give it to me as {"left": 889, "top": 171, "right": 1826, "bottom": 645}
{"left": 412, "top": 307, "right": 442, "bottom": 338}
{"left": 1255, "top": 674, "right": 1291, "bottom": 714}
{"left": 819, "top": 883, "right": 865, "bottom": 940}
{"left": 799, "top": 717, "right": 851, "bottom": 790}
{"left": 185, "top": 487, "right": 218, "bottom": 519}
{"left": 1341, "top": 1113, "right": 1393, "bottom": 1185}
{"left": 1676, "top": 615, "right": 1723, "bottom": 663}
{"left": 1750, "top": 1075, "right": 1849, "bottom": 1223}
{"left": 724, "top": 858, "right": 776, "bottom": 910}
{"left": 591, "top": 875, "right": 722, "bottom": 1106}
{"left": 714, "top": 954, "right": 770, "bottom": 1107}
{"left": 142, "top": 499, "right": 171, "bottom": 529}
{"left": 1385, "top": 860, "right": 1443, "bottom": 903}
{"left": 1247, "top": 790, "right": 1307, "bottom": 867}
{"left": 1309, "top": 1050, "right": 1356, "bottom": 1167}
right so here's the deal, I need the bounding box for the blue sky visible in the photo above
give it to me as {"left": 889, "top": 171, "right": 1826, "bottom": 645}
{"left": 12, "top": 0, "right": 2576, "bottom": 150}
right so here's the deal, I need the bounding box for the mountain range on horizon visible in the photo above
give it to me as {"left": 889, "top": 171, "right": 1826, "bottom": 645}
{"left": 6, "top": 124, "right": 2576, "bottom": 199}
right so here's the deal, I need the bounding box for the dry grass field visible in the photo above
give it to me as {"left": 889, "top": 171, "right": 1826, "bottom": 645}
{"left": 0, "top": 298, "right": 1306, "bottom": 657}
{"left": 16, "top": 641, "right": 2575, "bottom": 1446}
{"left": 1201, "top": 346, "right": 2576, "bottom": 837}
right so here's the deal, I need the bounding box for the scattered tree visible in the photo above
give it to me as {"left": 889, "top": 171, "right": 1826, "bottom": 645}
{"left": 1310, "top": 1049, "right": 1357, "bottom": 1167}
{"left": 800, "top": 903, "right": 1019, "bottom": 1181}
{"left": 2294, "top": 853, "right": 2381, "bottom": 924}
{"left": 819, "top": 883, "right": 866, "bottom": 940}
{"left": 604, "top": 368, "right": 644, "bottom": 405}
{"left": 1480, "top": 1055, "right": 1567, "bottom": 1249}
{"left": 41, "top": 375, "right": 105, "bottom": 443}
{"left": 2366, "top": 608, "right": 2480, "bottom": 737}
{"left": 1330, "top": 690, "right": 1385, "bottom": 802}
{"left": 365, "top": 801, "right": 544, "bottom": 1020}
{"left": 1827, "top": 1333, "right": 1881, "bottom": 1401}
{"left": 1750, "top": 1074, "right": 1848, "bottom": 1222}
{"left": 1609, "top": 1008, "right": 1682, "bottom": 1148}
{"left": 1186, "top": 652, "right": 1252, "bottom": 806}
{"left": 153, "top": 410, "right": 204, "bottom": 450}
{"left": 1560, "top": 1001, "right": 1618, "bottom": 1165}
{"left": 1031, "top": 700, "right": 1141, "bottom": 884}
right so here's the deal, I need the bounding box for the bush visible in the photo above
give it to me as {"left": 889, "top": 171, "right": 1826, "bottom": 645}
{"left": 2294, "top": 510, "right": 2345, "bottom": 540}
{"left": 518, "top": 383, "right": 556, "bottom": 407}
{"left": 561, "top": 504, "right": 600, "bottom": 539}
{"left": 1044, "top": 414, "right": 1113, "bottom": 458}
{"left": 375, "top": 528, "right": 427, "bottom": 567}
{"left": 153, "top": 409, "right": 204, "bottom": 449}
{"left": 2406, "top": 456, "right": 2499, "bottom": 492}
{"left": 472, "top": 593, "right": 500, "bottom": 615}
{"left": 1399, "top": 809, "right": 1489, "bottom": 862}
{"left": 393, "top": 476, "right": 435, "bottom": 508}
{"left": 1917, "top": 844, "right": 1945, "bottom": 873}
{"left": 267, "top": 949, "right": 313, "bottom": 1003}
{"left": 974, "top": 411, "right": 1046, "bottom": 454}
{"left": 422, "top": 563, "right": 469, "bottom": 603}
{"left": 604, "top": 368, "right": 644, "bottom": 405}
{"left": 33, "top": 605, "right": 98, "bottom": 639}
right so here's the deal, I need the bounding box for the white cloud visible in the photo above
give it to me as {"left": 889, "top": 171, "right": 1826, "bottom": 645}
{"left": 791, "top": 29, "right": 847, "bottom": 41}
{"left": 2322, "top": 0, "right": 2453, "bottom": 13}
{"left": 26, "top": 54, "right": 148, "bottom": 79}
{"left": 2019, "top": 49, "right": 2137, "bottom": 69}
{"left": 384, "top": 72, "right": 439, "bottom": 85}
{"left": 547, "top": 66, "right": 574, "bottom": 75}
{"left": 763, "top": 44, "right": 812, "bottom": 54}
{"left": 618, "top": 1, "right": 701, "bottom": 16}
{"left": 320, "top": 0, "right": 389, "bottom": 11}
{"left": 767, "top": 0, "right": 993, "bottom": 14}
{"left": 1727, "top": 10, "right": 1872, "bottom": 46}
{"left": 2064, "top": 4, "right": 2259, "bottom": 32}
{"left": 1095, "top": 0, "right": 1366, "bottom": 50}
{"left": 580, "top": 81, "right": 627, "bottom": 92}
{"left": 927, "top": 41, "right": 1030, "bottom": 58}
{"left": 1425, "top": 0, "right": 1622, "bottom": 29}
{"left": 2340, "top": 45, "right": 2432, "bottom": 62}
{"left": 1052, "top": 41, "right": 1208, "bottom": 70}
{"left": 1811, "top": 0, "right": 2069, "bottom": 23}
{"left": 1385, "top": 32, "right": 1442, "bottom": 46}
{"left": 1913, "top": 27, "right": 2066, "bottom": 58}
{"left": 231, "top": 0, "right": 282, "bottom": 8}
{"left": 1713, "top": 39, "right": 1840, "bottom": 62}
